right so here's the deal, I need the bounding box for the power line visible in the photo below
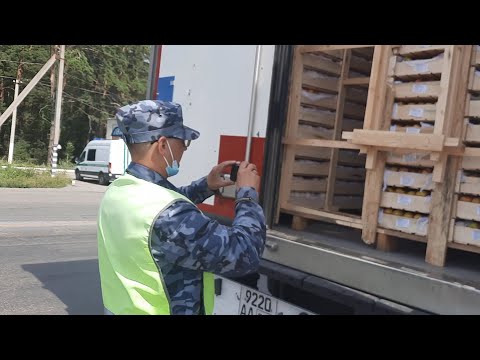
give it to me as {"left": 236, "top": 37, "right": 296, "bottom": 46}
{"left": 0, "top": 59, "right": 45, "bottom": 66}
{"left": 0, "top": 75, "right": 18, "bottom": 80}
{"left": 36, "top": 82, "right": 114, "bottom": 116}
{"left": 65, "top": 83, "right": 116, "bottom": 96}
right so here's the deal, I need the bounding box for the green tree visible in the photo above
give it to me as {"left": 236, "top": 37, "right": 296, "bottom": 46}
{"left": 0, "top": 45, "right": 150, "bottom": 165}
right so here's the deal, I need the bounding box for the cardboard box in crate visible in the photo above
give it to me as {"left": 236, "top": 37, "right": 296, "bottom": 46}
{"left": 383, "top": 170, "right": 434, "bottom": 190}
{"left": 392, "top": 103, "right": 436, "bottom": 122}
{"left": 452, "top": 224, "right": 480, "bottom": 247}
{"left": 394, "top": 55, "right": 444, "bottom": 78}
{"left": 465, "top": 122, "right": 480, "bottom": 143}
{"left": 462, "top": 156, "right": 480, "bottom": 171}
{"left": 381, "top": 191, "right": 431, "bottom": 214}
{"left": 386, "top": 152, "right": 436, "bottom": 167}
{"left": 456, "top": 200, "right": 480, "bottom": 222}
{"left": 378, "top": 211, "right": 428, "bottom": 236}
{"left": 394, "top": 81, "right": 440, "bottom": 101}
{"left": 457, "top": 172, "right": 480, "bottom": 196}
{"left": 467, "top": 99, "right": 480, "bottom": 118}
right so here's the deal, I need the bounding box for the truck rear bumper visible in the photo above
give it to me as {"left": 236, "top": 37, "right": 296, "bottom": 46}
{"left": 263, "top": 231, "right": 480, "bottom": 315}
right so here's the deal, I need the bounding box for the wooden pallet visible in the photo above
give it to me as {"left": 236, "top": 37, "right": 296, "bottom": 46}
{"left": 340, "top": 45, "right": 474, "bottom": 266}
{"left": 277, "top": 45, "right": 480, "bottom": 266}
{"left": 447, "top": 60, "right": 480, "bottom": 255}
{"left": 278, "top": 45, "right": 374, "bottom": 225}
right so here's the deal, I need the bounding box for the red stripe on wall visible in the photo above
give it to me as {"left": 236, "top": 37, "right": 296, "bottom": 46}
{"left": 198, "top": 135, "right": 265, "bottom": 219}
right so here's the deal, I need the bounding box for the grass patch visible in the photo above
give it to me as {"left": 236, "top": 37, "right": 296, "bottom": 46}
{"left": 0, "top": 166, "right": 71, "bottom": 188}
{"left": 0, "top": 159, "right": 76, "bottom": 170}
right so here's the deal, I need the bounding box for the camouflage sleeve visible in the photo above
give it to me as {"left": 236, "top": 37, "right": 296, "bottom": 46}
{"left": 151, "top": 186, "right": 266, "bottom": 277}
{"left": 176, "top": 176, "right": 215, "bottom": 204}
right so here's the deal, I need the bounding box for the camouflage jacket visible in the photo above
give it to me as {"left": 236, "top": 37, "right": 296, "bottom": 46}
{"left": 126, "top": 162, "right": 266, "bottom": 315}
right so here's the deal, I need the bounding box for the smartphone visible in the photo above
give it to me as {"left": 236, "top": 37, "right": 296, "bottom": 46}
{"left": 230, "top": 163, "right": 239, "bottom": 182}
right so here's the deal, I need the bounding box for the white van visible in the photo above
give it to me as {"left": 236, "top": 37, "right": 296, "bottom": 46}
{"left": 74, "top": 139, "right": 131, "bottom": 185}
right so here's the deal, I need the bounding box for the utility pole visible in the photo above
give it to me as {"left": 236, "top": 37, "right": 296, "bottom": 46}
{"left": 7, "top": 77, "right": 21, "bottom": 164}
{"left": 51, "top": 45, "right": 65, "bottom": 176}
{"left": 0, "top": 54, "right": 57, "bottom": 127}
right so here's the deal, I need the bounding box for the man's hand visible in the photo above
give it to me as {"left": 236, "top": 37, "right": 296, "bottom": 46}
{"left": 207, "top": 160, "right": 237, "bottom": 191}
{"left": 236, "top": 161, "right": 260, "bottom": 193}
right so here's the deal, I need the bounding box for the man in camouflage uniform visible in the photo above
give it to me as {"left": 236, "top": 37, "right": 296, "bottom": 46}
{"left": 97, "top": 100, "right": 266, "bottom": 315}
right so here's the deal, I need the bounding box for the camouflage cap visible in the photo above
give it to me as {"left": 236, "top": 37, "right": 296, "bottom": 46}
{"left": 115, "top": 100, "right": 200, "bottom": 144}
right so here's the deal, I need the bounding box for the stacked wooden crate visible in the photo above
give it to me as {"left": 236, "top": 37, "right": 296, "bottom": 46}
{"left": 449, "top": 45, "right": 480, "bottom": 253}
{"left": 342, "top": 45, "right": 474, "bottom": 265}
{"left": 376, "top": 46, "right": 448, "bottom": 238}
{"left": 277, "top": 46, "right": 374, "bottom": 229}
{"left": 277, "top": 45, "right": 480, "bottom": 267}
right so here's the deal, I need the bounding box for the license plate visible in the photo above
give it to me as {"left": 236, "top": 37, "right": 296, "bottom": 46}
{"left": 238, "top": 287, "right": 277, "bottom": 315}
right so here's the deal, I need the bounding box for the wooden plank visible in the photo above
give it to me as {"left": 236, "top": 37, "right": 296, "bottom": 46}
{"left": 343, "top": 77, "right": 370, "bottom": 86}
{"left": 397, "top": 45, "right": 448, "bottom": 57}
{"left": 350, "top": 55, "right": 372, "bottom": 75}
{"left": 300, "top": 108, "right": 363, "bottom": 128}
{"left": 448, "top": 241, "right": 480, "bottom": 254}
{"left": 301, "top": 45, "right": 373, "bottom": 53}
{"left": 433, "top": 46, "right": 455, "bottom": 136}
{"left": 365, "top": 148, "right": 377, "bottom": 170}
{"left": 390, "top": 125, "right": 434, "bottom": 134}
{"left": 297, "top": 125, "right": 332, "bottom": 139}
{"left": 295, "top": 146, "right": 366, "bottom": 166}
{"left": 300, "top": 94, "right": 366, "bottom": 119}
{"left": 426, "top": 45, "right": 472, "bottom": 267}
{"left": 291, "top": 178, "right": 364, "bottom": 195}
{"left": 284, "top": 138, "right": 363, "bottom": 151}
{"left": 303, "top": 54, "right": 341, "bottom": 76}
{"left": 376, "top": 228, "right": 427, "bottom": 243}
{"left": 472, "top": 46, "right": 480, "bottom": 66}
{"left": 376, "top": 233, "right": 398, "bottom": 252}
{"left": 293, "top": 161, "right": 365, "bottom": 180}
{"left": 351, "top": 130, "right": 445, "bottom": 152}
{"left": 281, "top": 203, "right": 362, "bottom": 228}
{"left": 302, "top": 74, "right": 368, "bottom": 104}
{"left": 299, "top": 110, "right": 363, "bottom": 131}
{"left": 288, "top": 195, "right": 364, "bottom": 211}
{"left": 302, "top": 73, "right": 338, "bottom": 93}
{"left": 277, "top": 46, "right": 305, "bottom": 220}
{"left": 352, "top": 47, "right": 375, "bottom": 60}
{"left": 292, "top": 216, "right": 309, "bottom": 231}
{"left": 362, "top": 45, "right": 394, "bottom": 244}
{"left": 300, "top": 108, "right": 336, "bottom": 128}
{"left": 362, "top": 46, "right": 393, "bottom": 129}
{"left": 326, "top": 50, "right": 351, "bottom": 211}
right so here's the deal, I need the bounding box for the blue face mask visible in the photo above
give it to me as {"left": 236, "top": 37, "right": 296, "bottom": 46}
{"left": 163, "top": 140, "right": 179, "bottom": 177}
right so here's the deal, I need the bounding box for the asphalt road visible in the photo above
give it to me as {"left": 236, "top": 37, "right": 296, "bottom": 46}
{"left": 0, "top": 180, "right": 106, "bottom": 315}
